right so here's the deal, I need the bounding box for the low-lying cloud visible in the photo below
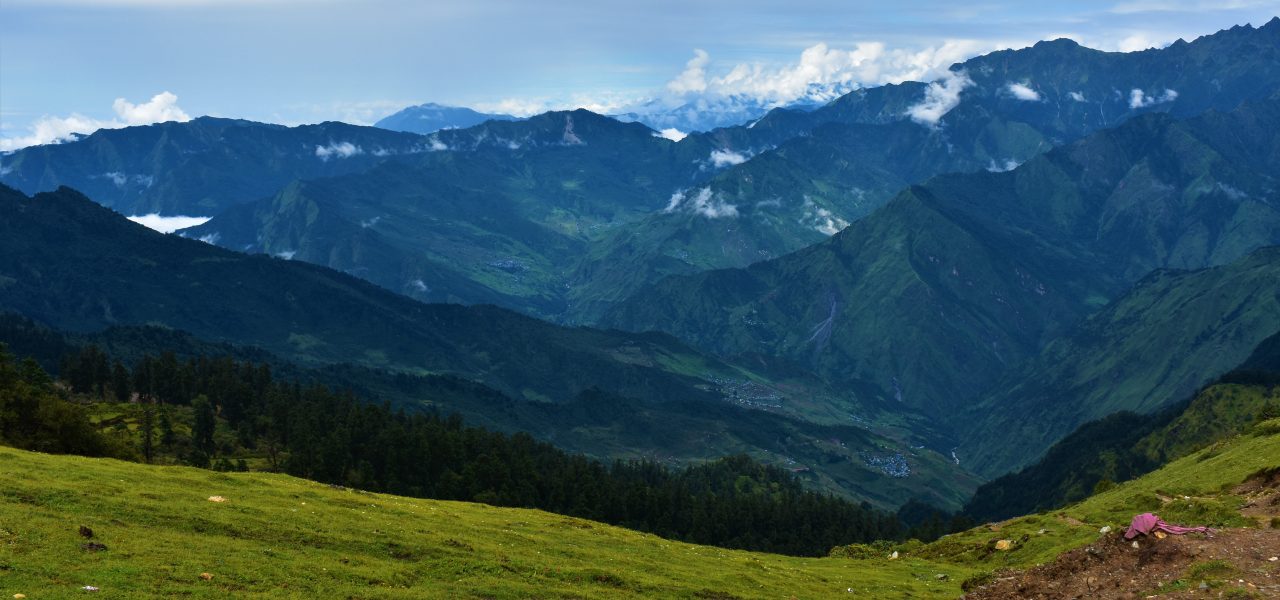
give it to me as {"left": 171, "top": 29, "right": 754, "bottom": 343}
{"left": 709, "top": 149, "right": 748, "bottom": 167}
{"left": 801, "top": 199, "right": 849, "bottom": 236}
{"left": 663, "top": 187, "right": 739, "bottom": 219}
{"left": 655, "top": 128, "right": 687, "bottom": 141}
{"left": 315, "top": 141, "right": 364, "bottom": 160}
{"left": 986, "top": 158, "right": 1022, "bottom": 172}
{"left": 127, "top": 213, "right": 212, "bottom": 233}
{"left": 1129, "top": 88, "right": 1179, "bottom": 108}
{"left": 1007, "top": 82, "right": 1041, "bottom": 101}
{"left": 907, "top": 70, "right": 974, "bottom": 126}
{"left": 1, "top": 91, "right": 190, "bottom": 152}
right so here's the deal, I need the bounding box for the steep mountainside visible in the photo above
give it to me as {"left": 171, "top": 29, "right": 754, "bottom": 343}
{"left": 966, "top": 357, "right": 1280, "bottom": 522}
{"left": 590, "top": 20, "right": 1280, "bottom": 303}
{"left": 692, "top": 19, "right": 1280, "bottom": 152}
{"left": 0, "top": 117, "right": 428, "bottom": 215}
{"left": 0, "top": 185, "right": 978, "bottom": 508}
{"left": 961, "top": 247, "right": 1280, "bottom": 477}
{"left": 606, "top": 97, "right": 1280, "bottom": 452}
{"left": 373, "top": 102, "right": 516, "bottom": 134}
{"left": 181, "top": 110, "right": 718, "bottom": 318}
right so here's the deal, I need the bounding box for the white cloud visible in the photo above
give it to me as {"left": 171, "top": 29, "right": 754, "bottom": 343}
{"left": 315, "top": 141, "right": 363, "bottom": 160}
{"left": 1006, "top": 82, "right": 1041, "bottom": 101}
{"left": 468, "top": 38, "right": 1000, "bottom": 124}
{"left": 112, "top": 91, "right": 190, "bottom": 125}
{"left": 1068, "top": 91, "right": 1087, "bottom": 102}
{"left": 662, "top": 40, "right": 992, "bottom": 109}
{"left": 801, "top": 199, "right": 848, "bottom": 235}
{"left": 1129, "top": 88, "right": 1179, "bottom": 108}
{"left": 986, "top": 158, "right": 1022, "bottom": 172}
{"left": 0, "top": 91, "right": 191, "bottom": 151}
{"left": 1116, "top": 34, "right": 1161, "bottom": 52}
{"left": 663, "top": 187, "right": 738, "bottom": 219}
{"left": 709, "top": 149, "right": 748, "bottom": 167}
{"left": 127, "top": 213, "right": 211, "bottom": 233}
{"left": 196, "top": 232, "right": 220, "bottom": 245}
{"left": 667, "top": 49, "right": 710, "bottom": 94}
{"left": 907, "top": 70, "right": 974, "bottom": 126}
{"left": 274, "top": 250, "right": 297, "bottom": 259}
{"left": 654, "top": 128, "right": 687, "bottom": 141}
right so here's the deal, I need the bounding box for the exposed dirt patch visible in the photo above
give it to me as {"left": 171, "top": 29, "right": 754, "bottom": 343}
{"left": 1237, "top": 468, "right": 1280, "bottom": 528}
{"left": 962, "top": 529, "right": 1280, "bottom": 599}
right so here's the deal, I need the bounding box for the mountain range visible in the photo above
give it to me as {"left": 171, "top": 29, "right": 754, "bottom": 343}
{"left": 606, "top": 93, "right": 1280, "bottom": 471}
{"left": 2, "top": 19, "right": 1279, "bottom": 517}
{"left": 0, "top": 183, "right": 977, "bottom": 509}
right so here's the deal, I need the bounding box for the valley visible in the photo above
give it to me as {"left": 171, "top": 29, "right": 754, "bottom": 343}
{"left": 3, "top": 10, "right": 1280, "bottom": 599}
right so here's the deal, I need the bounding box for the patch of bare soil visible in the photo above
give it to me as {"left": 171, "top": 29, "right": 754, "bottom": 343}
{"left": 963, "top": 529, "right": 1280, "bottom": 599}
{"left": 965, "top": 470, "right": 1280, "bottom": 599}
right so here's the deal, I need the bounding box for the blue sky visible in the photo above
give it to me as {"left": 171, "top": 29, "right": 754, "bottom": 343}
{"left": 2, "top": 0, "right": 1278, "bottom": 148}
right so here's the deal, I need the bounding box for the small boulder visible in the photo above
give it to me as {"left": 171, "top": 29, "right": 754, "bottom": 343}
{"left": 207, "top": 496, "right": 227, "bottom": 503}
{"left": 1099, "top": 526, "right": 1112, "bottom": 534}
{"left": 78, "top": 525, "right": 94, "bottom": 539}
{"left": 199, "top": 572, "right": 213, "bottom": 581}
{"left": 994, "top": 539, "right": 1013, "bottom": 551}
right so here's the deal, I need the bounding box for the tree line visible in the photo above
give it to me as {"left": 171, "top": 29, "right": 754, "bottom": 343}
{"left": 1, "top": 343, "right": 929, "bottom": 556}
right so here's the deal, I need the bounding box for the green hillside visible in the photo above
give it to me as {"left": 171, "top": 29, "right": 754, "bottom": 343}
{"left": 964, "top": 382, "right": 1280, "bottom": 522}
{"left": 606, "top": 96, "right": 1280, "bottom": 463}
{"left": 961, "top": 247, "right": 1280, "bottom": 477}
{"left": 180, "top": 110, "right": 716, "bottom": 319}
{"left": 0, "top": 187, "right": 977, "bottom": 510}
{"left": 3, "top": 410, "right": 1279, "bottom": 598}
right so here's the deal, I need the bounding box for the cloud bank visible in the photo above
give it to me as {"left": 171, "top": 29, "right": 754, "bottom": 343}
{"left": 1, "top": 92, "right": 190, "bottom": 151}
{"left": 474, "top": 38, "right": 997, "bottom": 122}
{"left": 664, "top": 40, "right": 990, "bottom": 108}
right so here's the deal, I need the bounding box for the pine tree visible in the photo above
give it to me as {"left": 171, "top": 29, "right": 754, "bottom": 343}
{"left": 192, "top": 395, "right": 216, "bottom": 455}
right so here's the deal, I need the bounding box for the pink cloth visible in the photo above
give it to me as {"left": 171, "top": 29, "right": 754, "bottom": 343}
{"left": 1123, "top": 512, "right": 1214, "bottom": 539}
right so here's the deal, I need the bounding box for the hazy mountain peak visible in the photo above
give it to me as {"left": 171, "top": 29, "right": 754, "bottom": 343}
{"left": 374, "top": 102, "right": 516, "bottom": 135}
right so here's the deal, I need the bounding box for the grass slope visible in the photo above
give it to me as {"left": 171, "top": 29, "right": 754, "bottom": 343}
{"left": 0, "top": 448, "right": 971, "bottom": 599}
{"left": 4, "top": 418, "right": 1280, "bottom": 598}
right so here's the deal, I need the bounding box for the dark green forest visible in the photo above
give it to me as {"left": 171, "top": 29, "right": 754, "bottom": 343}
{"left": 0, "top": 342, "right": 945, "bottom": 557}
